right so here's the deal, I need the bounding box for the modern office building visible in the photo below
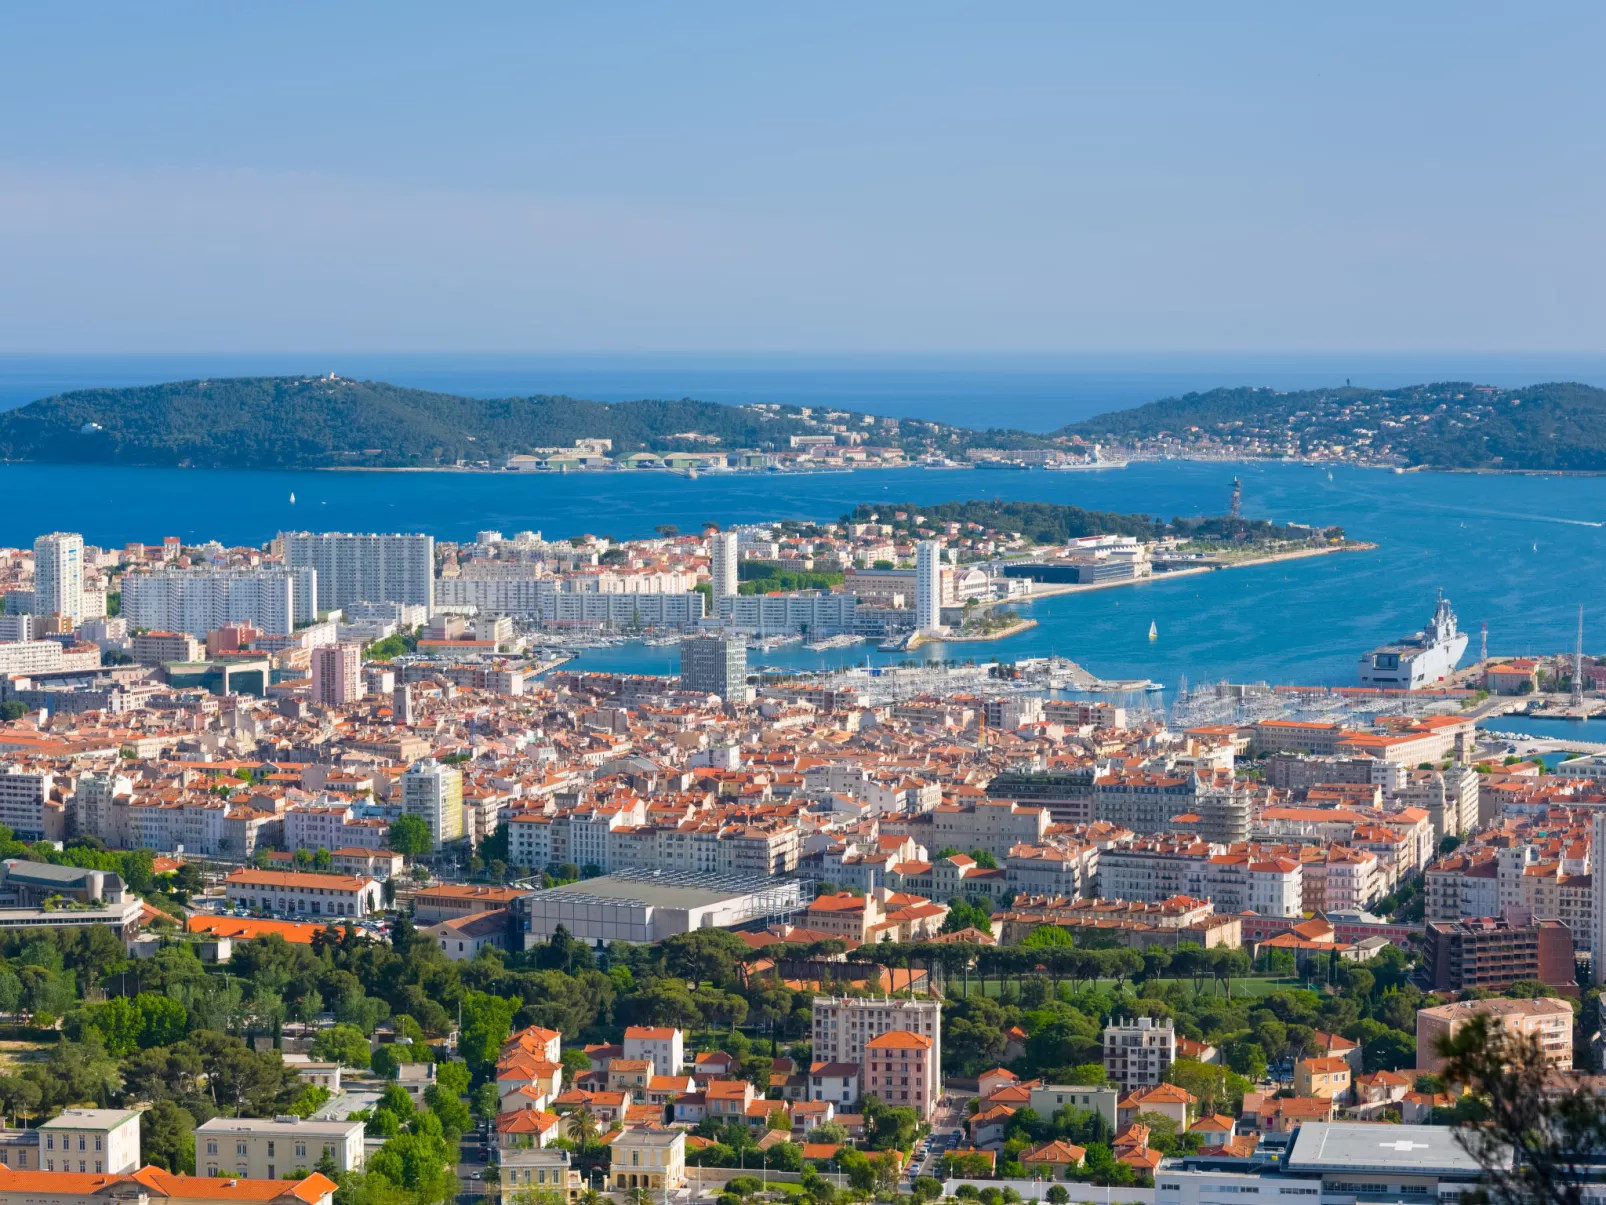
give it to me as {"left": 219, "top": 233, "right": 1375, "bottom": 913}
{"left": 33, "top": 533, "right": 84, "bottom": 627}
{"left": 311, "top": 643, "right": 362, "bottom": 706}
{"left": 710, "top": 531, "right": 740, "bottom": 599}
{"left": 401, "top": 757, "right": 464, "bottom": 849}
{"left": 914, "top": 541, "right": 941, "bottom": 632}
{"left": 282, "top": 531, "right": 433, "bottom": 613}
{"left": 122, "top": 566, "right": 314, "bottom": 637}
{"left": 680, "top": 634, "right": 746, "bottom": 699}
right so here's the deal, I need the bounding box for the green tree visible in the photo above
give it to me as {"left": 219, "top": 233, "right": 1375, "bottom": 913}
{"left": 141, "top": 1101, "right": 196, "bottom": 1174}
{"left": 388, "top": 815, "right": 433, "bottom": 858}
{"left": 312, "top": 1023, "right": 374, "bottom": 1069}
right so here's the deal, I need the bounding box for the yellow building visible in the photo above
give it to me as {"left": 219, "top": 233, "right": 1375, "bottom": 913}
{"left": 1293, "top": 1056, "right": 1352, "bottom": 1101}
{"left": 609, "top": 1128, "right": 685, "bottom": 1192}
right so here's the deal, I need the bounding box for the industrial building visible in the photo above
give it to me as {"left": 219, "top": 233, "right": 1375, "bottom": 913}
{"left": 514, "top": 868, "right": 809, "bottom": 946}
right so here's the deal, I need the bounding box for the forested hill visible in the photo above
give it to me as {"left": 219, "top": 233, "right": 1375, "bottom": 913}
{"left": 0, "top": 376, "right": 1044, "bottom": 469}
{"left": 1062, "top": 380, "right": 1606, "bottom": 470}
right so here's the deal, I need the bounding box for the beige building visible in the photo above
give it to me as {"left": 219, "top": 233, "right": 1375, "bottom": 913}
{"left": 196, "top": 1117, "right": 366, "bottom": 1179}
{"left": 609, "top": 1128, "right": 685, "bottom": 1192}
{"left": 1415, "top": 997, "right": 1574, "bottom": 1075}
{"left": 812, "top": 995, "right": 942, "bottom": 1066}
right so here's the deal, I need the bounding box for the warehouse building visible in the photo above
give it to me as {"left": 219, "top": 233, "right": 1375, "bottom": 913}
{"left": 515, "top": 868, "right": 809, "bottom": 946}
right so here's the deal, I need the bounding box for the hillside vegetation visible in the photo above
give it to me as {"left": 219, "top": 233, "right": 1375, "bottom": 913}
{"left": 848, "top": 499, "right": 1308, "bottom": 545}
{"left": 0, "top": 376, "right": 1051, "bottom": 469}
{"left": 1063, "top": 380, "right": 1606, "bottom": 470}
{"left": 0, "top": 377, "right": 859, "bottom": 468}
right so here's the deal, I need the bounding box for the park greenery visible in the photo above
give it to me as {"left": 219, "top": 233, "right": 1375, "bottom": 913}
{"left": 846, "top": 500, "right": 1315, "bottom": 548}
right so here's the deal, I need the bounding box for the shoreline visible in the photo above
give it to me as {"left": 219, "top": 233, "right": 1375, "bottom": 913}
{"left": 967, "top": 541, "right": 1373, "bottom": 613}
{"left": 0, "top": 452, "right": 1590, "bottom": 477}
{"left": 910, "top": 618, "right": 1039, "bottom": 648}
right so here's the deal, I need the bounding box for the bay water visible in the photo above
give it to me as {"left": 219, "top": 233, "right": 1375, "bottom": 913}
{"left": 9, "top": 456, "right": 1603, "bottom": 689}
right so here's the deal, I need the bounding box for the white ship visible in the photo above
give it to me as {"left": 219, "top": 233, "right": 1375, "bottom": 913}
{"left": 1357, "top": 594, "right": 1469, "bottom": 690}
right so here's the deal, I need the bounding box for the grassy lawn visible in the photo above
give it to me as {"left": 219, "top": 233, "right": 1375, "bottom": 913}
{"left": 0, "top": 1038, "right": 52, "bottom": 1070}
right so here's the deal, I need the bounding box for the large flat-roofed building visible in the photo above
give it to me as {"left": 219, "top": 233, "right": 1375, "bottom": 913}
{"left": 0, "top": 860, "right": 123, "bottom": 906}
{"left": 514, "top": 868, "right": 808, "bottom": 946}
{"left": 196, "top": 1117, "right": 365, "bottom": 1179}
{"left": 1157, "top": 1122, "right": 1493, "bottom": 1205}
{"left": 1415, "top": 996, "right": 1573, "bottom": 1075}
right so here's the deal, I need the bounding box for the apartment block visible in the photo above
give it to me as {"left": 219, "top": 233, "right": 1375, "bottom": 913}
{"left": 1415, "top": 997, "right": 1573, "bottom": 1075}
{"left": 1103, "top": 1016, "right": 1175, "bottom": 1090}
{"left": 812, "top": 996, "right": 941, "bottom": 1066}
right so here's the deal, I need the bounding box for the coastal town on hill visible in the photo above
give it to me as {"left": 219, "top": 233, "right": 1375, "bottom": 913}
{"left": 0, "top": 520, "right": 1597, "bottom": 1205}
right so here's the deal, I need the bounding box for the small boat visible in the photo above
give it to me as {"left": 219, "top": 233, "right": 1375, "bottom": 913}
{"left": 1327, "top": 471, "right": 1333, "bottom": 481}
{"left": 1148, "top": 621, "right": 1158, "bottom": 640}
{"left": 289, "top": 492, "right": 296, "bottom": 504}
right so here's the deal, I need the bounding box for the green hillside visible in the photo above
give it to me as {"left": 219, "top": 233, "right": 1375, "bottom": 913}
{"left": 0, "top": 376, "right": 1036, "bottom": 469}
{"left": 1062, "top": 380, "right": 1606, "bottom": 470}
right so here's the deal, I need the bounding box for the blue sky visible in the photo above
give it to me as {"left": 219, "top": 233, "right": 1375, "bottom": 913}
{"left": 1, "top": 4, "right": 1601, "bottom": 353}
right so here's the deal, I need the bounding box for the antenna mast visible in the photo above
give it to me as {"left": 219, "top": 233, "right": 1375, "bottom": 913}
{"left": 1573, "top": 605, "right": 1585, "bottom": 710}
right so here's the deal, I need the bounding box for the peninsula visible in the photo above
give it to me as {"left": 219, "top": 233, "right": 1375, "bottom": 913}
{"left": 9, "top": 373, "right": 1606, "bottom": 473}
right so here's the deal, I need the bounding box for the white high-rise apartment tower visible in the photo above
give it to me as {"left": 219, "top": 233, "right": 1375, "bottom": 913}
{"left": 282, "top": 532, "right": 433, "bottom": 613}
{"left": 710, "top": 531, "right": 740, "bottom": 599}
{"left": 122, "top": 567, "right": 313, "bottom": 638}
{"left": 1592, "top": 811, "right": 1606, "bottom": 985}
{"left": 401, "top": 758, "right": 464, "bottom": 850}
{"left": 914, "top": 540, "right": 942, "bottom": 633}
{"left": 33, "top": 533, "right": 84, "bottom": 626}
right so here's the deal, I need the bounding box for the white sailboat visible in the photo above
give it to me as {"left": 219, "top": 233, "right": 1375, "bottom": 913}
{"left": 289, "top": 492, "right": 295, "bottom": 504}
{"left": 1148, "top": 620, "right": 1158, "bottom": 641}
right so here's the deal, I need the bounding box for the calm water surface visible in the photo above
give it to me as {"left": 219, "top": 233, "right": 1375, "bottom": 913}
{"left": 5, "top": 458, "right": 1602, "bottom": 688}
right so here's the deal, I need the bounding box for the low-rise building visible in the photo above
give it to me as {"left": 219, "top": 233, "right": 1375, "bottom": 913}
{"left": 608, "top": 1128, "right": 685, "bottom": 1192}
{"left": 196, "top": 1118, "right": 365, "bottom": 1179}
{"left": 223, "top": 869, "right": 382, "bottom": 917}
{"left": 38, "top": 1110, "right": 140, "bottom": 1176}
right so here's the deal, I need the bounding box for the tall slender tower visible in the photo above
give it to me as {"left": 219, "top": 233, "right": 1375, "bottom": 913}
{"left": 710, "top": 531, "right": 740, "bottom": 600}
{"left": 33, "top": 532, "right": 84, "bottom": 627}
{"left": 914, "top": 541, "right": 942, "bottom": 633}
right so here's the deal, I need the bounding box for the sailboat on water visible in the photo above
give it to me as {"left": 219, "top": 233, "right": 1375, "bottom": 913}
{"left": 289, "top": 492, "right": 295, "bottom": 504}
{"left": 1148, "top": 620, "right": 1158, "bottom": 640}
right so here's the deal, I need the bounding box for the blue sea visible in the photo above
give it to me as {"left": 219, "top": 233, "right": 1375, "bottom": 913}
{"left": 1, "top": 351, "right": 1602, "bottom": 688}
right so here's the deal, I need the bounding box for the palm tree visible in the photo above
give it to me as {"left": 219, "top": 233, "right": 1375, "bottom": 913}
{"left": 570, "top": 1105, "right": 599, "bottom": 1144}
